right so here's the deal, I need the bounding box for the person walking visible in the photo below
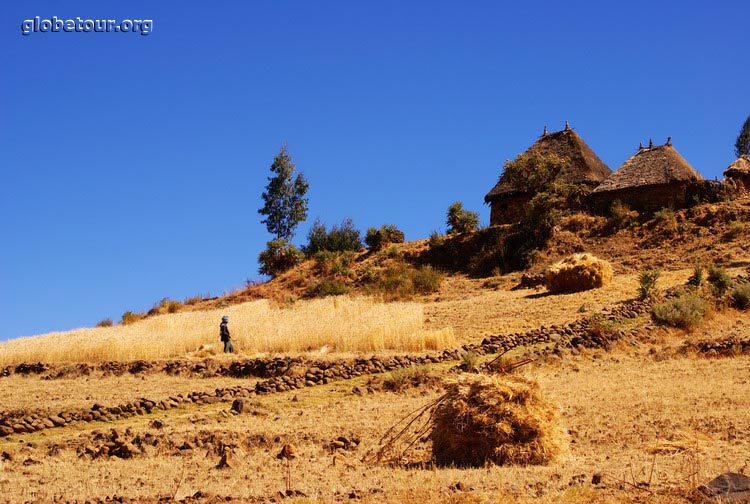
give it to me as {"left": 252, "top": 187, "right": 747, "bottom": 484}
{"left": 220, "top": 315, "right": 234, "bottom": 353}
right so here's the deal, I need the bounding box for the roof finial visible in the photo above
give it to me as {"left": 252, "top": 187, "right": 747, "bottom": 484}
{"left": 543, "top": 125, "right": 548, "bottom": 136}
{"left": 666, "top": 136, "right": 672, "bottom": 146}
{"left": 648, "top": 138, "right": 653, "bottom": 149}
{"left": 639, "top": 141, "right": 644, "bottom": 151}
{"left": 564, "top": 120, "right": 570, "bottom": 131}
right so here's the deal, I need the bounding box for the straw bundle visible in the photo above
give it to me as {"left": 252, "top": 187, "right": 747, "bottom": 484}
{"left": 431, "top": 374, "right": 564, "bottom": 467}
{"left": 545, "top": 253, "right": 612, "bottom": 294}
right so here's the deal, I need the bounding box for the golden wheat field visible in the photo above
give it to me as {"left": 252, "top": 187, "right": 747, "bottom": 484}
{"left": 0, "top": 297, "right": 455, "bottom": 365}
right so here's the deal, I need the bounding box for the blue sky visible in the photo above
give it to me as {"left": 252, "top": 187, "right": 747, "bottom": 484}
{"left": 1, "top": 1, "right": 747, "bottom": 340}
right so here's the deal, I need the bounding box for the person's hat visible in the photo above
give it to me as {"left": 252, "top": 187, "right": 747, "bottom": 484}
{"left": 221, "top": 315, "right": 229, "bottom": 323}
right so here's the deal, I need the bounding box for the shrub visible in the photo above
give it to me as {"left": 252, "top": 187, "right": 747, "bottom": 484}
{"left": 545, "top": 253, "right": 613, "bottom": 294}
{"left": 651, "top": 294, "right": 706, "bottom": 329}
{"left": 121, "top": 311, "right": 145, "bottom": 326}
{"left": 608, "top": 200, "right": 638, "bottom": 230}
{"left": 363, "top": 261, "right": 441, "bottom": 300}
{"left": 184, "top": 295, "right": 202, "bottom": 306}
{"left": 305, "top": 219, "right": 328, "bottom": 255}
{"left": 412, "top": 265, "right": 443, "bottom": 294}
{"left": 587, "top": 314, "right": 617, "bottom": 339}
{"left": 96, "top": 318, "right": 113, "bottom": 328}
{"left": 383, "top": 366, "right": 431, "bottom": 392}
{"left": 312, "top": 250, "right": 337, "bottom": 274}
{"left": 258, "top": 238, "right": 305, "bottom": 277}
{"left": 707, "top": 265, "right": 733, "bottom": 297}
{"left": 304, "top": 217, "right": 362, "bottom": 255}
{"left": 446, "top": 201, "right": 480, "bottom": 234}
{"left": 723, "top": 220, "right": 746, "bottom": 241}
{"left": 365, "top": 224, "right": 404, "bottom": 252}
{"left": 150, "top": 298, "right": 182, "bottom": 315}
{"left": 428, "top": 230, "right": 445, "bottom": 248}
{"left": 638, "top": 269, "right": 661, "bottom": 300}
{"left": 687, "top": 266, "right": 703, "bottom": 287}
{"left": 731, "top": 284, "right": 750, "bottom": 310}
{"left": 516, "top": 183, "right": 576, "bottom": 265}
{"left": 653, "top": 207, "right": 677, "bottom": 233}
{"left": 310, "top": 279, "right": 349, "bottom": 297}
{"left": 500, "top": 152, "right": 568, "bottom": 193}
{"left": 384, "top": 245, "right": 402, "bottom": 259}
{"left": 460, "top": 351, "right": 480, "bottom": 372}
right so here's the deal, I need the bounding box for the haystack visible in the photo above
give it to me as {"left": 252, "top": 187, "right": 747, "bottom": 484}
{"left": 545, "top": 253, "right": 612, "bottom": 294}
{"left": 431, "top": 374, "right": 564, "bottom": 467}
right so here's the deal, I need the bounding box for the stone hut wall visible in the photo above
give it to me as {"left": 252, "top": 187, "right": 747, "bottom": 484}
{"left": 489, "top": 194, "right": 532, "bottom": 225}
{"left": 589, "top": 182, "right": 692, "bottom": 215}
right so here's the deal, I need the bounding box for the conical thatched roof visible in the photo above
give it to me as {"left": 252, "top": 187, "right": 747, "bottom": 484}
{"left": 592, "top": 141, "right": 702, "bottom": 194}
{"left": 485, "top": 126, "right": 611, "bottom": 202}
{"left": 724, "top": 155, "right": 750, "bottom": 178}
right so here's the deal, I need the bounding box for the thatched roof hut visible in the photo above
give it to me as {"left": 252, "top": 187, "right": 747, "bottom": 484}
{"left": 724, "top": 155, "right": 750, "bottom": 192}
{"left": 590, "top": 139, "right": 703, "bottom": 213}
{"left": 485, "top": 124, "right": 611, "bottom": 225}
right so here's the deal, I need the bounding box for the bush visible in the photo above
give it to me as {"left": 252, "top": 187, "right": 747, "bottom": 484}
{"left": 651, "top": 294, "right": 706, "bottom": 329}
{"left": 365, "top": 224, "right": 404, "bottom": 252}
{"left": 258, "top": 238, "right": 305, "bottom": 277}
{"left": 121, "top": 311, "right": 145, "bottom": 326}
{"left": 460, "top": 351, "right": 480, "bottom": 372}
{"left": 608, "top": 200, "right": 639, "bottom": 231}
{"left": 446, "top": 201, "right": 479, "bottom": 234}
{"left": 383, "top": 366, "right": 431, "bottom": 392}
{"left": 363, "top": 262, "right": 441, "bottom": 300}
{"left": 412, "top": 265, "right": 443, "bottom": 294}
{"left": 148, "top": 298, "right": 182, "bottom": 316}
{"left": 545, "top": 253, "right": 613, "bottom": 294}
{"left": 304, "top": 217, "right": 362, "bottom": 255}
{"left": 587, "top": 315, "right": 617, "bottom": 339}
{"left": 309, "top": 279, "right": 349, "bottom": 297}
{"left": 707, "top": 265, "right": 733, "bottom": 297}
{"left": 96, "top": 318, "right": 113, "bottom": 328}
{"left": 723, "top": 220, "right": 747, "bottom": 241}
{"left": 517, "top": 182, "right": 579, "bottom": 266}
{"left": 687, "top": 266, "right": 703, "bottom": 287}
{"left": 731, "top": 284, "right": 750, "bottom": 310}
{"left": 638, "top": 269, "right": 661, "bottom": 300}
{"left": 500, "top": 152, "right": 568, "bottom": 193}
{"left": 312, "top": 250, "right": 337, "bottom": 274}
{"left": 184, "top": 295, "right": 203, "bottom": 306}
{"left": 428, "top": 230, "right": 445, "bottom": 248}
{"left": 653, "top": 207, "right": 677, "bottom": 233}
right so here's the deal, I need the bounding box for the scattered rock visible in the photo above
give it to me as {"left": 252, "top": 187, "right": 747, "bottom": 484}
{"left": 277, "top": 443, "right": 297, "bottom": 460}
{"left": 699, "top": 473, "right": 750, "bottom": 502}
{"left": 231, "top": 398, "right": 245, "bottom": 414}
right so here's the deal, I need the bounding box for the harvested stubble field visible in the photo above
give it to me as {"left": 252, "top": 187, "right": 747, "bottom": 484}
{"left": 2, "top": 336, "right": 749, "bottom": 503}
{"left": 1, "top": 260, "right": 750, "bottom": 502}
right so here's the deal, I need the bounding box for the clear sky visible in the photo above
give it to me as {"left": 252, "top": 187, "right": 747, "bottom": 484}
{"left": 1, "top": 1, "right": 747, "bottom": 340}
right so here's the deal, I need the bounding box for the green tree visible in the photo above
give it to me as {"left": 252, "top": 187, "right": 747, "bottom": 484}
{"left": 736, "top": 115, "right": 750, "bottom": 158}
{"left": 258, "top": 146, "right": 309, "bottom": 240}
{"left": 446, "top": 201, "right": 479, "bottom": 234}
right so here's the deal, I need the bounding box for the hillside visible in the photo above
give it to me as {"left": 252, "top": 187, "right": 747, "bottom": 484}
{"left": 1, "top": 199, "right": 749, "bottom": 503}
